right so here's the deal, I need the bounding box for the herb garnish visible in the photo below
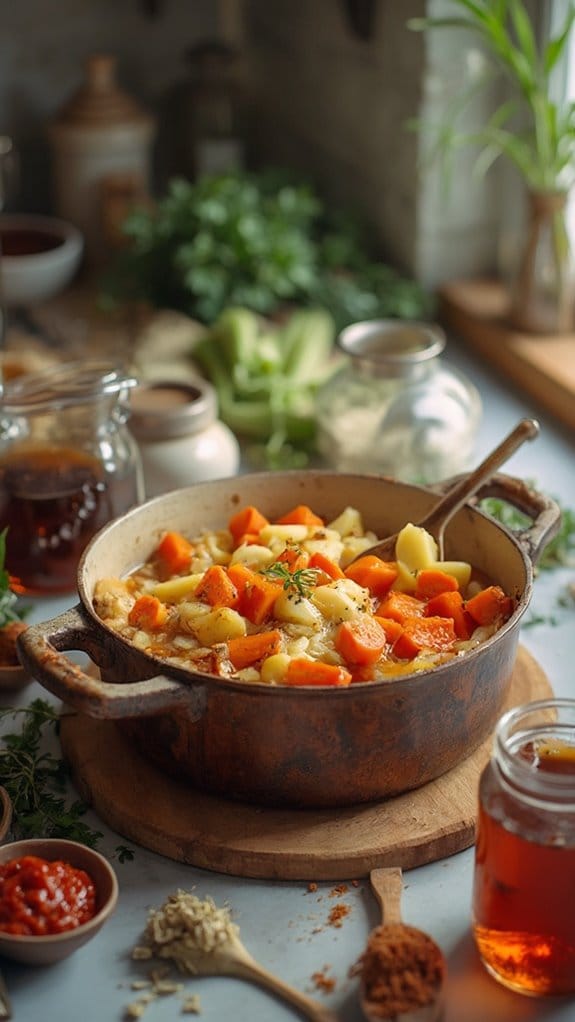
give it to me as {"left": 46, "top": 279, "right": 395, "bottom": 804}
{"left": 262, "top": 562, "right": 319, "bottom": 599}
{"left": 0, "top": 699, "right": 133, "bottom": 859}
{"left": 479, "top": 492, "right": 575, "bottom": 570}
{"left": 0, "top": 528, "right": 24, "bottom": 627}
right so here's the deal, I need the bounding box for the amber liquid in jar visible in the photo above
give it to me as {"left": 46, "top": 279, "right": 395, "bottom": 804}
{"left": 473, "top": 738, "right": 575, "bottom": 996}
{"left": 0, "top": 445, "right": 138, "bottom": 594}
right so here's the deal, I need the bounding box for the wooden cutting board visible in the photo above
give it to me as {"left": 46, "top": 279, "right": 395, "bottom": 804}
{"left": 438, "top": 278, "right": 575, "bottom": 432}
{"left": 60, "top": 646, "right": 551, "bottom": 881}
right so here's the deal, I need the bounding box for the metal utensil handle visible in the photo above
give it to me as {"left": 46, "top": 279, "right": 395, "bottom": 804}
{"left": 17, "top": 607, "right": 204, "bottom": 720}
{"left": 472, "top": 473, "right": 562, "bottom": 565}
{"left": 420, "top": 418, "right": 540, "bottom": 542}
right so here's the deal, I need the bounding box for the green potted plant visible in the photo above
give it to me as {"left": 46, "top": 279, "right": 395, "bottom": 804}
{"left": 409, "top": 0, "right": 575, "bottom": 334}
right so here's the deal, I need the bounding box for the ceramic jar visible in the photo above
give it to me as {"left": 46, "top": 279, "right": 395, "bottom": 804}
{"left": 473, "top": 699, "right": 575, "bottom": 996}
{"left": 128, "top": 378, "right": 240, "bottom": 498}
{"left": 49, "top": 54, "right": 156, "bottom": 267}
{"left": 315, "top": 319, "right": 482, "bottom": 483}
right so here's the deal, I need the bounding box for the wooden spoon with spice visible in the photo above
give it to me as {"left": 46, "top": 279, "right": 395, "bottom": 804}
{"left": 355, "top": 868, "right": 446, "bottom": 1022}
{"left": 135, "top": 890, "right": 339, "bottom": 1022}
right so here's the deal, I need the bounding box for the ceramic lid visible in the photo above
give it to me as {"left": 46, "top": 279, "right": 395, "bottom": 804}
{"left": 129, "top": 380, "right": 218, "bottom": 440}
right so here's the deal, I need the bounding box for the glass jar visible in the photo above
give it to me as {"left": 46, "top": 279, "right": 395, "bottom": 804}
{"left": 315, "top": 320, "right": 482, "bottom": 483}
{"left": 128, "top": 378, "right": 240, "bottom": 498}
{"left": 0, "top": 361, "right": 143, "bottom": 594}
{"left": 472, "top": 699, "right": 575, "bottom": 996}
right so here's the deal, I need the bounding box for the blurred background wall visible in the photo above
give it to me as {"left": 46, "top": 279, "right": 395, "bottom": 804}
{"left": 0, "top": 0, "right": 527, "bottom": 290}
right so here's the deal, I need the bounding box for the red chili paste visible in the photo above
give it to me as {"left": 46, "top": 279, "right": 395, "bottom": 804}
{"left": 0, "top": 855, "right": 97, "bottom": 936}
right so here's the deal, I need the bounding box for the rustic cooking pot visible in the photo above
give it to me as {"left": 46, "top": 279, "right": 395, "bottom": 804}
{"left": 17, "top": 471, "right": 559, "bottom": 809}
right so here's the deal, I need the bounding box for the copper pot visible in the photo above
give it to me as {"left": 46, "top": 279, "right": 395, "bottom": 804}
{"left": 17, "top": 471, "right": 559, "bottom": 809}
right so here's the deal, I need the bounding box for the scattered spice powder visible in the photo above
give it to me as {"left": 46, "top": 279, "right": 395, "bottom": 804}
{"left": 352, "top": 923, "right": 445, "bottom": 1017}
{"left": 311, "top": 966, "right": 336, "bottom": 994}
{"left": 307, "top": 882, "right": 318, "bottom": 893}
{"left": 330, "top": 884, "right": 349, "bottom": 897}
{"left": 328, "top": 903, "right": 350, "bottom": 928}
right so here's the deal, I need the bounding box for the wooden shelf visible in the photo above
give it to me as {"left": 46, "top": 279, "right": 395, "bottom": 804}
{"left": 439, "top": 278, "right": 575, "bottom": 432}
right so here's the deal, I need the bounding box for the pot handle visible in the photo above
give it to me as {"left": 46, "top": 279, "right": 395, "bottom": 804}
{"left": 459, "top": 471, "right": 561, "bottom": 565}
{"left": 17, "top": 605, "right": 206, "bottom": 721}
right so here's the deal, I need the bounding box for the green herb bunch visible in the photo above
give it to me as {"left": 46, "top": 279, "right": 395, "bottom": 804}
{"left": 408, "top": 0, "right": 575, "bottom": 191}
{"left": 0, "top": 528, "right": 23, "bottom": 628}
{"left": 101, "top": 168, "right": 429, "bottom": 330}
{"left": 262, "top": 561, "right": 320, "bottom": 598}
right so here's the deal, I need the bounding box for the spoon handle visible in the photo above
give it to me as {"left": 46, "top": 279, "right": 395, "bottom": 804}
{"left": 419, "top": 417, "right": 539, "bottom": 550}
{"left": 231, "top": 947, "right": 339, "bottom": 1022}
{"left": 369, "top": 867, "right": 404, "bottom": 926}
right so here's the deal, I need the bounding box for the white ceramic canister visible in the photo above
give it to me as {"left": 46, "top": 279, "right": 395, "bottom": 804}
{"left": 128, "top": 378, "right": 240, "bottom": 498}
{"left": 49, "top": 54, "right": 156, "bottom": 267}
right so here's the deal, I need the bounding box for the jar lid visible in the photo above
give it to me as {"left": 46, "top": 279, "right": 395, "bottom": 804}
{"left": 52, "top": 54, "right": 154, "bottom": 130}
{"left": 1, "top": 360, "right": 138, "bottom": 413}
{"left": 129, "top": 379, "right": 218, "bottom": 441}
{"left": 337, "top": 319, "right": 445, "bottom": 379}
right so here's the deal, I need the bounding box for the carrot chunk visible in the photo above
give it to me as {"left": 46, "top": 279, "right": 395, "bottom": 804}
{"left": 415, "top": 568, "right": 459, "bottom": 601}
{"left": 156, "top": 531, "right": 194, "bottom": 574}
{"left": 226, "top": 563, "right": 281, "bottom": 624}
{"left": 308, "top": 551, "right": 345, "bottom": 582}
{"left": 227, "top": 630, "right": 282, "bottom": 670}
{"left": 425, "top": 590, "right": 473, "bottom": 640}
{"left": 344, "top": 555, "right": 398, "bottom": 597}
{"left": 393, "top": 615, "right": 457, "bottom": 660}
{"left": 335, "top": 614, "right": 387, "bottom": 666}
{"left": 274, "top": 505, "right": 325, "bottom": 527}
{"left": 375, "top": 591, "right": 426, "bottom": 624}
{"left": 277, "top": 545, "right": 310, "bottom": 572}
{"left": 285, "top": 658, "right": 352, "bottom": 687}
{"left": 374, "top": 615, "right": 404, "bottom": 644}
{"left": 195, "top": 565, "right": 239, "bottom": 608}
{"left": 465, "top": 585, "right": 514, "bottom": 626}
{"left": 128, "top": 594, "right": 168, "bottom": 631}
{"left": 228, "top": 506, "right": 269, "bottom": 545}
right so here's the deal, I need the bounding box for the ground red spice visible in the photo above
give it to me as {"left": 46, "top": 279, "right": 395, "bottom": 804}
{"left": 311, "top": 967, "right": 336, "bottom": 993}
{"left": 0, "top": 855, "right": 96, "bottom": 936}
{"left": 352, "top": 923, "right": 444, "bottom": 1016}
{"left": 328, "top": 903, "right": 350, "bottom": 928}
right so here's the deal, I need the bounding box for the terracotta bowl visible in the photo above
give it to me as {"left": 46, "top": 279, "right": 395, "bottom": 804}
{"left": 0, "top": 838, "right": 118, "bottom": 964}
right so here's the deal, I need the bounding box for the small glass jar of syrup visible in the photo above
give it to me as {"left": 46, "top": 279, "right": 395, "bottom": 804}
{"left": 0, "top": 360, "right": 143, "bottom": 594}
{"left": 473, "top": 698, "right": 575, "bottom": 996}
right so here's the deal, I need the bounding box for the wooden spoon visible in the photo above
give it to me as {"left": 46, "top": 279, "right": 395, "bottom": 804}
{"left": 358, "top": 868, "right": 446, "bottom": 1022}
{"left": 165, "top": 931, "right": 339, "bottom": 1022}
{"left": 355, "top": 417, "right": 539, "bottom": 563}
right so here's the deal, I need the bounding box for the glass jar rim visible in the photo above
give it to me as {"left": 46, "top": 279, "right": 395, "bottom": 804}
{"left": 336, "top": 319, "right": 445, "bottom": 378}
{"left": 1, "top": 360, "right": 138, "bottom": 413}
{"left": 494, "top": 698, "right": 575, "bottom": 808}
{"left": 129, "top": 378, "right": 217, "bottom": 440}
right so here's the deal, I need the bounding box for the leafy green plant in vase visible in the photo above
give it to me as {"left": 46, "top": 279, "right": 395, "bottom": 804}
{"left": 409, "top": 0, "right": 575, "bottom": 334}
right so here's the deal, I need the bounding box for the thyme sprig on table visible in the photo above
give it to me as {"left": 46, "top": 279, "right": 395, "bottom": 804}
{"left": 262, "top": 562, "right": 320, "bottom": 599}
{"left": 0, "top": 699, "right": 134, "bottom": 860}
{"left": 479, "top": 493, "right": 575, "bottom": 570}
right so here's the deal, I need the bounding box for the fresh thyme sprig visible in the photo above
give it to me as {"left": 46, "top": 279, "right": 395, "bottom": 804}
{"left": 479, "top": 492, "right": 575, "bottom": 571}
{"left": 0, "top": 528, "right": 24, "bottom": 627}
{"left": 262, "top": 562, "right": 320, "bottom": 598}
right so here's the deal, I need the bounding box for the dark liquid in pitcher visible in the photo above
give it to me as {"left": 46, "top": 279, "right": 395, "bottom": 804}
{"left": 0, "top": 445, "right": 138, "bottom": 594}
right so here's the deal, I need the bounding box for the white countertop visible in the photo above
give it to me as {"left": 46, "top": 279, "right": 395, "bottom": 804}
{"left": 2, "top": 333, "right": 575, "bottom": 1022}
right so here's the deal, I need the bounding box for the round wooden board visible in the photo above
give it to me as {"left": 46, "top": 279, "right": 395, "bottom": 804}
{"left": 60, "top": 646, "right": 552, "bottom": 881}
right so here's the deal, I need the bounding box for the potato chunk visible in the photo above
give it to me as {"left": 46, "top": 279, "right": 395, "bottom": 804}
{"left": 274, "top": 591, "right": 323, "bottom": 628}
{"left": 189, "top": 607, "right": 247, "bottom": 645}
{"left": 311, "top": 578, "right": 371, "bottom": 621}
{"left": 394, "top": 524, "right": 438, "bottom": 571}
{"left": 152, "top": 573, "right": 204, "bottom": 603}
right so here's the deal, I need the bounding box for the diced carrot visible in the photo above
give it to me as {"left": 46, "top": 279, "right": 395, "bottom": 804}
{"left": 374, "top": 615, "right": 404, "bottom": 645}
{"left": 465, "top": 585, "right": 514, "bottom": 626}
{"left": 425, "top": 590, "right": 473, "bottom": 640}
{"left": 228, "top": 506, "right": 269, "bottom": 545}
{"left": 195, "top": 565, "right": 239, "bottom": 608}
{"left": 128, "top": 594, "right": 168, "bottom": 631}
{"left": 393, "top": 615, "right": 457, "bottom": 660}
{"left": 285, "top": 658, "right": 352, "bottom": 687}
{"left": 234, "top": 533, "right": 264, "bottom": 548}
{"left": 415, "top": 568, "right": 459, "bottom": 601}
{"left": 308, "top": 551, "right": 345, "bottom": 582}
{"left": 375, "top": 591, "right": 426, "bottom": 624}
{"left": 277, "top": 545, "right": 310, "bottom": 572}
{"left": 274, "top": 505, "right": 325, "bottom": 528}
{"left": 344, "top": 555, "right": 398, "bottom": 597}
{"left": 227, "top": 630, "right": 282, "bottom": 671}
{"left": 335, "top": 614, "right": 387, "bottom": 666}
{"left": 350, "top": 664, "right": 376, "bottom": 684}
{"left": 156, "top": 531, "right": 194, "bottom": 574}
{"left": 227, "top": 563, "right": 281, "bottom": 625}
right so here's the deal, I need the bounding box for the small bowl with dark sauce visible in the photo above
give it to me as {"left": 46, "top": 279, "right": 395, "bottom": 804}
{"left": 0, "top": 214, "right": 83, "bottom": 306}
